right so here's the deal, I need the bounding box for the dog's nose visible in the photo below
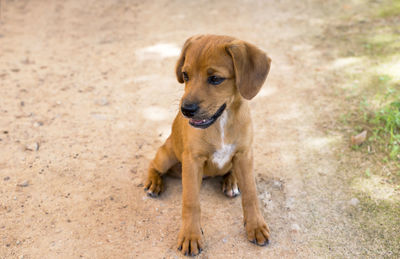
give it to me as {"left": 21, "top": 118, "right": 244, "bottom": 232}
{"left": 181, "top": 102, "right": 199, "bottom": 118}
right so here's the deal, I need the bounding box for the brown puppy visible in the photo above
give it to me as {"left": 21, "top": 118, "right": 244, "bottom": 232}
{"left": 144, "top": 35, "right": 271, "bottom": 256}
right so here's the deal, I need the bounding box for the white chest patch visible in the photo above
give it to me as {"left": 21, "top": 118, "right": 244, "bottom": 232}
{"left": 212, "top": 143, "right": 236, "bottom": 169}
{"left": 212, "top": 112, "right": 236, "bottom": 169}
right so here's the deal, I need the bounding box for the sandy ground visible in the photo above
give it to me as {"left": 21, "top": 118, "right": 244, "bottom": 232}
{"left": 0, "top": 0, "right": 386, "bottom": 258}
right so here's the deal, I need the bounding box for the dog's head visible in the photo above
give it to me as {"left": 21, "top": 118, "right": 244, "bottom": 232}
{"left": 176, "top": 35, "right": 271, "bottom": 129}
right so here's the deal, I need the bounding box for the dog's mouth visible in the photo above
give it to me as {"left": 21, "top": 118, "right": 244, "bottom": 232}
{"left": 189, "top": 103, "right": 226, "bottom": 129}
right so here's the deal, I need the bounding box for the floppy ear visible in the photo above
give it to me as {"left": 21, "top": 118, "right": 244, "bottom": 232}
{"left": 175, "top": 36, "right": 194, "bottom": 83}
{"left": 225, "top": 40, "right": 271, "bottom": 100}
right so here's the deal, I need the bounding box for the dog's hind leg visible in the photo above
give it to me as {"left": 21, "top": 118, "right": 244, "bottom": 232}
{"left": 222, "top": 171, "right": 241, "bottom": 198}
{"left": 144, "top": 136, "right": 178, "bottom": 197}
{"left": 168, "top": 162, "right": 182, "bottom": 178}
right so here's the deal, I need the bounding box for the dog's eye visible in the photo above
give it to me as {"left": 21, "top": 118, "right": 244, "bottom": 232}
{"left": 207, "top": 76, "right": 225, "bottom": 85}
{"left": 182, "top": 72, "right": 189, "bottom": 82}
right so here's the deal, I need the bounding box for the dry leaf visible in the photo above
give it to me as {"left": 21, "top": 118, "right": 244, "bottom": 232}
{"left": 351, "top": 130, "right": 367, "bottom": 146}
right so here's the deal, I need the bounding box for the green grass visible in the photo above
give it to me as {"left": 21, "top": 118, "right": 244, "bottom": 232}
{"left": 379, "top": 0, "right": 400, "bottom": 17}
{"left": 348, "top": 192, "right": 400, "bottom": 257}
{"left": 364, "top": 74, "right": 400, "bottom": 161}
{"left": 371, "top": 101, "right": 400, "bottom": 159}
{"left": 321, "top": 1, "right": 400, "bottom": 256}
{"left": 321, "top": 0, "right": 400, "bottom": 180}
{"left": 362, "top": 32, "right": 400, "bottom": 57}
{"left": 353, "top": 73, "right": 400, "bottom": 165}
{"left": 334, "top": 0, "right": 400, "bottom": 164}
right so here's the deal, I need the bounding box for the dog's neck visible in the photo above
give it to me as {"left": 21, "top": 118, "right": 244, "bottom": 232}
{"left": 212, "top": 107, "right": 238, "bottom": 169}
{"left": 218, "top": 110, "right": 228, "bottom": 144}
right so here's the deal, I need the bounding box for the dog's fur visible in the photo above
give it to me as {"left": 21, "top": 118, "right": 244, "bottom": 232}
{"left": 144, "top": 35, "right": 271, "bottom": 256}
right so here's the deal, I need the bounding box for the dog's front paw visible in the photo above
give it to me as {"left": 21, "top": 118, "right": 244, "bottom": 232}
{"left": 144, "top": 169, "right": 164, "bottom": 197}
{"left": 245, "top": 216, "right": 270, "bottom": 246}
{"left": 177, "top": 226, "right": 204, "bottom": 256}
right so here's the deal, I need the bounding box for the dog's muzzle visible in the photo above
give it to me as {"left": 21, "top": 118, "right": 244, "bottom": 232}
{"left": 186, "top": 103, "right": 226, "bottom": 129}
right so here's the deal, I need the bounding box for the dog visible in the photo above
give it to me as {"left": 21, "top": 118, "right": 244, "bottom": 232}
{"left": 144, "top": 35, "right": 271, "bottom": 256}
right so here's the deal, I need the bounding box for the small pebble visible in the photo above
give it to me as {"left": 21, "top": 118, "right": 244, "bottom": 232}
{"left": 285, "top": 197, "right": 295, "bottom": 209}
{"left": 96, "top": 97, "right": 109, "bottom": 106}
{"left": 273, "top": 180, "right": 282, "bottom": 188}
{"left": 17, "top": 181, "right": 29, "bottom": 187}
{"left": 291, "top": 223, "right": 301, "bottom": 232}
{"left": 25, "top": 142, "right": 39, "bottom": 151}
{"left": 258, "top": 191, "right": 271, "bottom": 201}
{"left": 4, "top": 176, "right": 10, "bottom": 181}
{"left": 21, "top": 57, "right": 33, "bottom": 65}
{"left": 33, "top": 121, "right": 43, "bottom": 127}
{"left": 133, "top": 177, "right": 143, "bottom": 187}
{"left": 349, "top": 198, "right": 360, "bottom": 206}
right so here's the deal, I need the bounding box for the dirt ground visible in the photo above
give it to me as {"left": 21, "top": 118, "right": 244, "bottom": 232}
{"left": 0, "top": 0, "right": 396, "bottom": 258}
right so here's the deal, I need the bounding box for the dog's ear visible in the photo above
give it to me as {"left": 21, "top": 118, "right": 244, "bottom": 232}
{"left": 176, "top": 35, "right": 205, "bottom": 83}
{"left": 226, "top": 40, "right": 271, "bottom": 100}
{"left": 175, "top": 36, "right": 194, "bottom": 83}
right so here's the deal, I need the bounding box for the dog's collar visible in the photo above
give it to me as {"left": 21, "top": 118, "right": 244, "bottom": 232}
{"left": 189, "top": 103, "right": 226, "bottom": 129}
